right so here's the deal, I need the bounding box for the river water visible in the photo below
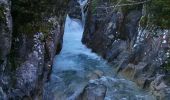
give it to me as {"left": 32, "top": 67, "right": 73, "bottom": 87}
{"left": 43, "top": 16, "right": 155, "bottom": 100}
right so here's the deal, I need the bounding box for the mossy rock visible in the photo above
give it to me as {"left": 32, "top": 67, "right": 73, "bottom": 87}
{"left": 139, "top": 15, "right": 148, "bottom": 27}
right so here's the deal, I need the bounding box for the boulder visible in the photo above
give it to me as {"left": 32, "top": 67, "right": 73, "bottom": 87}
{"left": 87, "top": 70, "right": 104, "bottom": 80}
{"left": 68, "top": 0, "right": 82, "bottom": 19}
{"left": 150, "top": 75, "right": 170, "bottom": 100}
{"left": 78, "top": 83, "right": 107, "bottom": 100}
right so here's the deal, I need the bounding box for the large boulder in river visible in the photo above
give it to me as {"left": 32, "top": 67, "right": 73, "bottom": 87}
{"left": 78, "top": 83, "right": 107, "bottom": 100}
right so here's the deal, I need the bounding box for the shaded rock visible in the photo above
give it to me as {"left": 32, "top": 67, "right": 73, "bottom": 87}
{"left": 0, "top": 0, "right": 12, "bottom": 72}
{"left": 0, "top": 0, "right": 70, "bottom": 99}
{"left": 124, "top": 10, "right": 142, "bottom": 45}
{"left": 0, "top": 87, "right": 7, "bottom": 100}
{"left": 82, "top": 0, "right": 170, "bottom": 99}
{"left": 78, "top": 83, "right": 106, "bottom": 100}
{"left": 122, "top": 62, "right": 152, "bottom": 88}
{"left": 68, "top": 0, "right": 81, "bottom": 19}
{"left": 122, "top": 64, "right": 136, "bottom": 79}
{"left": 87, "top": 73, "right": 99, "bottom": 80}
{"left": 87, "top": 70, "right": 104, "bottom": 80}
{"left": 150, "top": 75, "right": 170, "bottom": 100}
{"left": 94, "top": 70, "right": 103, "bottom": 78}
{"left": 77, "top": 76, "right": 155, "bottom": 100}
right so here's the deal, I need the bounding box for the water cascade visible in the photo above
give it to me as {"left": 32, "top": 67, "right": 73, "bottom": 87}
{"left": 43, "top": 1, "right": 156, "bottom": 99}
{"left": 78, "top": 0, "right": 88, "bottom": 26}
{"left": 43, "top": 15, "right": 155, "bottom": 100}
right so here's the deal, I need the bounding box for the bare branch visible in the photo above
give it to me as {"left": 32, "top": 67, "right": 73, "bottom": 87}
{"left": 96, "top": 0, "right": 151, "bottom": 9}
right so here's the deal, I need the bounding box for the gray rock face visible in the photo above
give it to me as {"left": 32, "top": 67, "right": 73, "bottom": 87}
{"left": 150, "top": 75, "right": 170, "bottom": 100}
{"left": 0, "top": 0, "right": 12, "bottom": 99}
{"left": 0, "top": 0, "right": 69, "bottom": 99}
{"left": 124, "top": 10, "right": 142, "bottom": 47}
{"left": 0, "top": 0, "right": 12, "bottom": 73}
{"left": 82, "top": 0, "right": 170, "bottom": 99}
{"left": 68, "top": 0, "right": 82, "bottom": 19}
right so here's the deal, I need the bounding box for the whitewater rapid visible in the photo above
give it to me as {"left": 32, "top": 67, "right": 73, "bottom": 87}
{"left": 43, "top": 15, "right": 155, "bottom": 100}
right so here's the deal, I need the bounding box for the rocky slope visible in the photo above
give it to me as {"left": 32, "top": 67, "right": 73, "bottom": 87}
{"left": 82, "top": 0, "right": 170, "bottom": 99}
{"left": 0, "top": 0, "right": 69, "bottom": 99}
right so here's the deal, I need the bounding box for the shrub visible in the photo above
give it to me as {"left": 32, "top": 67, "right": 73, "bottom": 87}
{"left": 149, "top": 0, "right": 170, "bottom": 29}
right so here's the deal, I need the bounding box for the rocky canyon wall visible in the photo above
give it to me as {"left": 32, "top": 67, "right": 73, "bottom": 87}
{"left": 82, "top": 0, "right": 170, "bottom": 99}
{"left": 0, "top": 0, "right": 69, "bottom": 99}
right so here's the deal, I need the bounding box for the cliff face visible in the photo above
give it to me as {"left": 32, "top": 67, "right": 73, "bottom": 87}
{"left": 0, "top": 0, "right": 12, "bottom": 99}
{"left": 82, "top": 0, "right": 170, "bottom": 99}
{"left": 0, "top": 0, "right": 69, "bottom": 99}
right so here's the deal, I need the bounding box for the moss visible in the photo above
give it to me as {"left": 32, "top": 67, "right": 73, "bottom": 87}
{"left": 16, "top": 21, "right": 53, "bottom": 38}
{"left": 0, "top": 5, "right": 5, "bottom": 23}
{"left": 91, "top": 0, "right": 99, "bottom": 14}
{"left": 9, "top": 0, "right": 69, "bottom": 71}
{"left": 139, "top": 15, "right": 148, "bottom": 27}
{"left": 163, "top": 59, "right": 170, "bottom": 72}
{"left": 148, "top": 0, "right": 170, "bottom": 29}
{"left": 11, "top": 0, "right": 69, "bottom": 36}
{"left": 121, "top": 0, "right": 143, "bottom": 15}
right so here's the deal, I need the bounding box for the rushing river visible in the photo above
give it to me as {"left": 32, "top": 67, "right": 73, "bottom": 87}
{"left": 43, "top": 16, "right": 155, "bottom": 100}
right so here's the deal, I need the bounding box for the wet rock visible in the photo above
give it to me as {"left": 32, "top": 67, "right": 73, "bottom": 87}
{"left": 122, "top": 62, "right": 147, "bottom": 78}
{"left": 68, "top": 0, "right": 81, "bottom": 19}
{"left": 0, "top": 0, "right": 12, "bottom": 72}
{"left": 94, "top": 70, "right": 104, "bottom": 78}
{"left": 121, "top": 62, "right": 152, "bottom": 88}
{"left": 122, "top": 64, "right": 136, "bottom": 79}
{"left": 78, "top": 83, "right": 107, "bottom": 100}
{"left": 0, "top": 87, "right": 7, "bottom": 100}
{"left": 77, "top": 76, "right": 155, "bottom": 100}
{"left": 87, "top": 73, "right": 99, "bottom": 80}
{"left": 87, "top": 70, "right": 104, "bottom": 80}
{"left": 150, "top": 75, "right": 170, "bottom": 100}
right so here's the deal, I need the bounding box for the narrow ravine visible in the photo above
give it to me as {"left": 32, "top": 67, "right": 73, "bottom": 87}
{"left": 43, "top": 15, "right": 156, "bottom": 100}
{"left": 0, "top": 0, "right": 169, "bottom": 99}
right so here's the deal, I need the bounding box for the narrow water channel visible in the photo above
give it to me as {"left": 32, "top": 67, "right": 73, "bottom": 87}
{"left": 43, "top": 16, "right": 155, "bottom": 100}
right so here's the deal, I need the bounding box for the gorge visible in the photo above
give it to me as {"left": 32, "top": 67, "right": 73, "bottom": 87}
{"left": 0, "top": 0, "right": 170, "bottom": 100}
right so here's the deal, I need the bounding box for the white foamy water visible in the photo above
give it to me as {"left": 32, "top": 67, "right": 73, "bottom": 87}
{"left": 44, "top": 15, "right": 155, "bottom": 100}
{"left": 52, "top": 16, "right": 101, "bottom": 72}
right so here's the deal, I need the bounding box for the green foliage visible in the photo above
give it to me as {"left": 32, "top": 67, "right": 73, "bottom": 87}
{"left": 91, "top": 0, "right": 119, "bottom": 13}
{"left": 119, "top": 0, "right": 143, "bottom": 15}
{"left": 91, "top": 0, "right": 100, "bottom": 13}
{"left": 11, "top": 0, "right": 69, "bottom": 36}
{"left": 11, "top": 0, "right": 49, "bottom": 36}
{"left": 149, "top": 0, "right": 170, "bottom": 28}
{"left": 163, "top": 59, "right": 170, "bottom": 72}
